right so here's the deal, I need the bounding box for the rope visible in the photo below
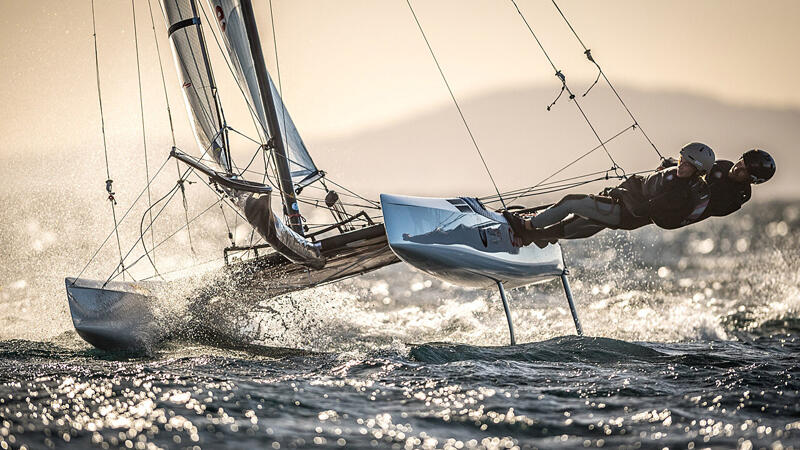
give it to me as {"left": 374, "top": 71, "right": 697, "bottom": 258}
{"left": 406, "top": 0, "right": 507, "bottom": 209}
{"left": 550, "top": 0, "right": 664, "bottom": 160}
{"left": 72, "top": 155, "right": 173, "bottom": 283}
{"left": 131, "top": 0, "right": 157, "bottom": 268}
{"left": 91, "top": 132, "right": 220, "bottom": 285}
{"left": 89, "top": 0, "right": 126, "bottom": 280}
{"left": 483, "top": 169, "right": 656, "bottom": 204}
{"left": 501, "top": 123, "right": 636, "bottom": 204}
{"left": 109, "top": 198, "right": 226, "bottom": 283}
{"left": 102, "top": 163, "right": 196, "bottom": 287}
{"left": 139, "top": 183, "right": 185, "bottom": 280}
{"left": 509, "top": 0, "right": 623, "bottom": 178}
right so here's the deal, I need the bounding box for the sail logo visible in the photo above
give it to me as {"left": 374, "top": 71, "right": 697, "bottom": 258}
{"left": 215, "top": 6, "right": 226, "bottom": 32}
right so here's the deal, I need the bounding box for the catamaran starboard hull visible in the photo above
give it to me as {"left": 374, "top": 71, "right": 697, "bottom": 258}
{"left": 380, "top": 194, "right": 564, "bottom": 289}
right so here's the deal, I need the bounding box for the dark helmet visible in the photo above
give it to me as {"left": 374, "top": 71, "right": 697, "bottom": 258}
{"left": 741, "top": 149, "right": 775, "bottom": 184}
{"left": 680, "top": 142, "right": 715, "bottom": 173}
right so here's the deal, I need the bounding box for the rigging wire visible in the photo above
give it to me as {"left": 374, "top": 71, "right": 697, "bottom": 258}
{"left": 146, "top": 0, "right": 197, "bottom": 259}
{"left": 509, "top": 0, "right": 623, "bottom": 179}
{"left": 141, "top": 255, "right": 225, "bottom": 281}
{"left": 97, "top": 134, "right": 219, "bottom": 285}
{"left": 202, "top": 142, "right": 380, "bottom": 210}
{"left": 72, "top": 154, "right": 173, "bottom": 284}
{"left": 109, "top": 197, "right": 226, "bottom": 283}
{"left": 405, "top": 0, "right": 507, "bottom": 209}
{"left": 219, "top": 203, "right": 236, "bottom": 245}
{"left": 225, "top": 126, "right": 381, "bottom": 208}
{"left": 89, "top": 0, "right": 127, "bottom": 280}
{"left": 550, "top": 0, "right": 663, "bottom": 160}
{"left": 139, "top": 183, "right": 186, "bottom": 280}
{"left": 502, "top": 123, "right": 636, "bottom": 204}
{"left": 131, "top": 0, "right": 157, "bottom": 268}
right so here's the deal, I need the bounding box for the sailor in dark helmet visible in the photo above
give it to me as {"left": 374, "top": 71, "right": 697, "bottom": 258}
{"left": 700, "top": 149, "right": 775, "bottom": 218}
{"left": 503, "top": 142, "right": 716, "bottom": 247}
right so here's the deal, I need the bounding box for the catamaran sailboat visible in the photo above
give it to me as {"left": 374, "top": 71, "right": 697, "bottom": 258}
{"left": 66, "top": 0, "right": 668, "bottom": 352}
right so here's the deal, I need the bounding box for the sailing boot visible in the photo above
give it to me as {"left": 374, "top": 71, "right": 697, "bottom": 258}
{"left": 529, "top": 223, "right": 563, "bottom": 249}
{"left": 503, "top": 210, "right": 536, "bottom": 246}
{"left": 503, "top": 210, "right": 552, "bottom": 247}
{"left": 503, "top": 210, "right": 525, "bottom": 235}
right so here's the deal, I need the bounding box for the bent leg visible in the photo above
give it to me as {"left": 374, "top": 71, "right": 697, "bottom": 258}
{"left": 528, "top": 194, "right": 622, "bottom": 228}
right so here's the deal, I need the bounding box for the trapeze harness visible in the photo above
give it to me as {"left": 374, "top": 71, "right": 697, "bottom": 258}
{"left": 603, "top": 166, "right": 710, "bottom": 230}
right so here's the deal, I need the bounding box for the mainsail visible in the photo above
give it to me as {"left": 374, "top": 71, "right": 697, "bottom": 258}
{"left": 162, "top": 0, "right": 229, "bottom": 171}
{"left": 209, "top": 0, "right": 321, "bottom": 190}
{"left": 161, "top": 0, "right": 324, "bottom": 268}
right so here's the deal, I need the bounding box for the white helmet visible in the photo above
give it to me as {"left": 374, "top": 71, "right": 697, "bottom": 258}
{"left": 680, "top": 142, "right": 715, "bottom": 173}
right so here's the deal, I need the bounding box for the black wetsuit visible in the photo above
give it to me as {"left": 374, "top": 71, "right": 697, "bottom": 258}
{"left": 699, "top": 160, "right": 751, "bottom": 219}
{"left": 528, "top": 166, "right": 709, "bottom": 242}
{"left": 605, "top": 166, "right": 708, "bottom": 230}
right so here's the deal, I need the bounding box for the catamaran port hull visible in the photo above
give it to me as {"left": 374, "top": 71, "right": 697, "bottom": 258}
{"left": 65, "top": 225, "right": 400, "bottom": 352}
{"left": 65, "top": 278, "right": 169, "bottom": 353}
{"left": 380, "top": 194, "right": 565, "bottom": 289}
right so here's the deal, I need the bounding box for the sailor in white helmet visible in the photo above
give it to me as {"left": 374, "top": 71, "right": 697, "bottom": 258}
{"left": 504, "top": 142, "right": 716, "bottom": 247}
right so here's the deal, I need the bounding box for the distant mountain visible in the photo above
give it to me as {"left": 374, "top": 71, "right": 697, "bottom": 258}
{"left": 306, "top": 85, "right": 800, "bottom": 203}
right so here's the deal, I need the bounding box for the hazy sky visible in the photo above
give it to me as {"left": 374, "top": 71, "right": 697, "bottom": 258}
{"left": 1, "top": 0, "right": 798, "bottom": 156}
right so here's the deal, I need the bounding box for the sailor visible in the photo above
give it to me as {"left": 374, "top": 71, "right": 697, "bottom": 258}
{"left": 504, "top": 142, "right": 717, "bottom": 246}
{"left": 696, "top": 149, "right": 775, "bottom": 219}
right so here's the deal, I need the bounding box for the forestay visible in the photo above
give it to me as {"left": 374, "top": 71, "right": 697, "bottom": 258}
{"left": 210, "top": 0, "right": 321, "bottom": 189}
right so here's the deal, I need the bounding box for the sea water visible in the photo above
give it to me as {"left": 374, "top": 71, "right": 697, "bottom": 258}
{"left": 1, "top": 201, "right": 798, "bottom": 449}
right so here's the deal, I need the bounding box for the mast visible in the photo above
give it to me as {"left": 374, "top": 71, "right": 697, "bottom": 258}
{"left": 239, "top": 0, "right": 304, "bottom": 235}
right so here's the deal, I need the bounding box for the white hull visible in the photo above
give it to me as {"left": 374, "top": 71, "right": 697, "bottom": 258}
{"left": 380, "top": 194, "right": 565, "bottom": 289}
{"left": 65, "top": 278, "right": 170, "bottom": 352}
